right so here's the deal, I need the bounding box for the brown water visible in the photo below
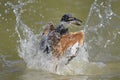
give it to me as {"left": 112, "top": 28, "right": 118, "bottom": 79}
{"left": 0, "top": 0, "right": 120, "bottom": 80}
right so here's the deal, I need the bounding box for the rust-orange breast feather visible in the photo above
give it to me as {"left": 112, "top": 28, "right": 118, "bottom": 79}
{"left": 53, "top": 31, "right": 84, "bottom": 57}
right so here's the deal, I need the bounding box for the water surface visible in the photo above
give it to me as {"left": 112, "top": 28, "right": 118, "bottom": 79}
{"left": 0, "top": 0, "right": 120, "bottom": 80}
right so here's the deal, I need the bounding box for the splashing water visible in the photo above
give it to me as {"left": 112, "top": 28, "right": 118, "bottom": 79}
{"left": 6, "top": 0, "right": 88, "bottom": 74}
{"left": 7, "top": 0, "right": 120, "bottom": 75}
{"left": 85, "top": 0, "right": 120, "bottom": 62}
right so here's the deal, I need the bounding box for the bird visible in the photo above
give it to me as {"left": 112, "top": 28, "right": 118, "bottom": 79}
{"left": 39, "top": 14, "right": 84, "bottom": 59}
{"left": 56, "top": 14, "right": 82, "bottom": 35}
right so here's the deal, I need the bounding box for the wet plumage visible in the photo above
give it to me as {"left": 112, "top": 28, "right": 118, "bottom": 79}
{"left": 39, "top": 14, "right": 84, "bottom": 59}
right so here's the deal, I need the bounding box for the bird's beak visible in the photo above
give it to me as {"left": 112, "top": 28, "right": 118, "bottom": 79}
{"left": 68, "top": 17, "right": 82, "bottom": 26}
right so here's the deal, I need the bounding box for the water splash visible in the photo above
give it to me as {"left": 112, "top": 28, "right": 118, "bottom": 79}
{"left": 6, "top": 0, "right": 87, "bottom": 74}
{"left": 84, "top": 0, "right": 120, "bottom": 62}
{"left": 7, "top": 0, "right": 120, "bottom": 75}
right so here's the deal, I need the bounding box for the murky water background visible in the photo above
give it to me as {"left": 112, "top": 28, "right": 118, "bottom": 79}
{"left": 0, "top": 0, "right": 120, "bottom": 80}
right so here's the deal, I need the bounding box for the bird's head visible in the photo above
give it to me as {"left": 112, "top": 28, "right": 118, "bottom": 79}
{"left": 60, "top": 14, "right": 82, "bottom": 26}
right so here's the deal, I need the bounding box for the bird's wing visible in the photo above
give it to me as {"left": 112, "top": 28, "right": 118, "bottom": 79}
{"left": 42, "top": 22, "right": 56, "bottom": 36}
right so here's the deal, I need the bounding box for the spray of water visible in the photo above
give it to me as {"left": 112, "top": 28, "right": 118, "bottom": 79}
{"left": 5, "top": 0, "right": 87, "bottom": 74}
{"left": 7, "top": 0, "right": 120, "bottom": 75}
{"left": 84, "top": 0, "right": 120, "bottom": 62}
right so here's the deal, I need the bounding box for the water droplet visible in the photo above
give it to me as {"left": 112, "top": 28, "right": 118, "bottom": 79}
{"left": 18, "top": 0, "right": 21, "bottom": 3}
{"left": 13, "top": 10, "right": 16, "bottom": 14}
{"left": 33, "top": 10, "right": 36, "bottom": 13}
{"left": 100, "top": 2, "right": 104, "bottom": 6}
{"left": 99, "top": 14, "right": 102, "bottom": 18}
{"left": 107, "top": 40, "right": 110, "bottom": 42}
{"left": 5, "top": 18, "right": 8, "bottom": 21}
{"left": 6, "top": 29, "right": 10, "bottom": 32}
{"left": 5, "top": 3, "right": 7, "bottom": 6}
{"left": 39, "top": 14, "right": 44, "bottom": 18}
{"left": 99, "top": 23, "right": 103, "bottom": 27}
{"left": 2, "top": 17, "right": 4, "bottom": 20}
{"left": 5, "top": 9, "right": 8, "bottom": 13}
{"left": 118, "top": 32, "right": 120, "bottom": 34}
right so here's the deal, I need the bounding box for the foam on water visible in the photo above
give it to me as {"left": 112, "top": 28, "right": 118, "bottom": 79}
{"left": 7, "top": 0, "right": 120, "bottom": 75}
